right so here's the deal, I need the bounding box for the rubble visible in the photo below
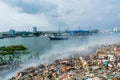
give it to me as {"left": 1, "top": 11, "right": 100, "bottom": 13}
{"left": 8, "top": 43, "right": 120, "bottom": 80}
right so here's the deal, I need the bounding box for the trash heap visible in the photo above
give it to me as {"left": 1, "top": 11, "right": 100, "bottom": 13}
{"left": 9, "top": 44, "right": 120, "bottom": 80}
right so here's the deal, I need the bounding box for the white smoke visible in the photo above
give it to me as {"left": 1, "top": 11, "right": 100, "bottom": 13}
{"left": 3, "top": 33, "right": 120, "bottom": 80}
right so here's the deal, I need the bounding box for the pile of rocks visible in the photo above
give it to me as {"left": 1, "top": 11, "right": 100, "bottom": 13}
{"left": 8, "top": 43, "right": 120, "bottom": 80}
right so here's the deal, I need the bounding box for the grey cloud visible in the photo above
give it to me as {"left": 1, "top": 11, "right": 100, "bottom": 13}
{"left": 0, "top": 0, "right": 120, "bottom": 31}
{"left": 1, "top": 0, "right": 57, "bottom": 14}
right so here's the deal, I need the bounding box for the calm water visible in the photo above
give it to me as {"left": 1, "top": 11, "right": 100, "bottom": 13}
{"left": 0, "top": 33, "right": 120, "bottom": 61}
{"left": 0, "top": 33, "right": 120, "bottom": 53}
{"left": 1, "top": 33, "right": 120, "bottom": 79}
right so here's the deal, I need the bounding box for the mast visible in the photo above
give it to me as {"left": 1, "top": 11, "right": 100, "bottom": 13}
{"left": 79, "top": 26, "right": 81, "bottom": 30}
{"left": 89, "top": 25, "right": 91, "bottom": 31}
{"left": 58, "top": 25, "right": 61, "bottom": 33}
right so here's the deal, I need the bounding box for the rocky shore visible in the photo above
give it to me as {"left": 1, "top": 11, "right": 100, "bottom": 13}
{"left": 8, "top": 43, "right": 120, "bottom": 80}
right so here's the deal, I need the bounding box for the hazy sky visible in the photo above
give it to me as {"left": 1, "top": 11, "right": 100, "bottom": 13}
{"left": 0, "top": 0, "right": 120, "bottom": 31}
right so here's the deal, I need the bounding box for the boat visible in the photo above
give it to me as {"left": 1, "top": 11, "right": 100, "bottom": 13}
{"left": 49, "top": 33, "right": 68, "bottom": 40}
{"left": 49, "top": 26, "right": 68, "bottom": 40}
{"left": 49, "top": 35, "right": 68, "bottom": 40}
{"left": 21, "top": 34, "right": 33, "bottom": 37}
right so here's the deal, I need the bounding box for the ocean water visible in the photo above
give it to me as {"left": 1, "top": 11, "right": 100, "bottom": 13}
{"left": 0, "top": 33, "right": 120, "bottom": 79}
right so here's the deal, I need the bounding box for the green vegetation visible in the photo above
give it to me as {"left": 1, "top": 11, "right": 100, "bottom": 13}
{"left": 0, "top": 45, "right": 29, "bottom": 62}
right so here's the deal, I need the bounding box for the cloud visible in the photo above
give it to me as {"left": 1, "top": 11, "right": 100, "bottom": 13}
{"left": 1, "top": 0, "right": 57, "bottom": 14}
{"left": 0, "top": 0, "right": 120, "bottom": 31}
{"left": 0, "top": 1, "right": 56, "bottom": 31}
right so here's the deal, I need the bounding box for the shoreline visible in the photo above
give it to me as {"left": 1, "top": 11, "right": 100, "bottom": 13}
{"left": 7, "top": 43, "right": 120, "bottom": 80}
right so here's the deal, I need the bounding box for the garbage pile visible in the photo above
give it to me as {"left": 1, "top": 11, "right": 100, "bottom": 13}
{"left": 8, "top": 43, "right": 120, "bottom": 80}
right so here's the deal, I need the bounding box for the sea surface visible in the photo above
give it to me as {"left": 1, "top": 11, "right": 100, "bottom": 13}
{"left": 0, "top": 33, "right": 120, "bottom": 79}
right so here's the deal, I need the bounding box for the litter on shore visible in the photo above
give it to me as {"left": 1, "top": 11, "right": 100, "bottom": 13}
{"left": 8, "top": 43, "right": 120, "bottom": 80}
